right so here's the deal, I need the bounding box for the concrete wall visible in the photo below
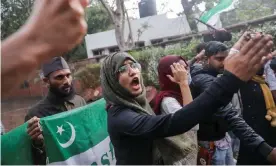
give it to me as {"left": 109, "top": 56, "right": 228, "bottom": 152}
{"left": 85, "top": 14, "right": 207, "bottom": 58}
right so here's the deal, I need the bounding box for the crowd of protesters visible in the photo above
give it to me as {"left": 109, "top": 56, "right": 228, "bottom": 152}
{"left": 1, "top": 0, "right": 276, "bottom": 165}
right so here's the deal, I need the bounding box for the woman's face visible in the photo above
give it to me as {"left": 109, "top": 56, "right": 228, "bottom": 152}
{"left": 118, "top": 59, "right": 142, "bottom": 96}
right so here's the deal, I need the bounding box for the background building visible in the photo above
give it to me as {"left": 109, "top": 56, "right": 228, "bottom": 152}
{"left": 85, "top": 14, "right": 208, "bottom": 58}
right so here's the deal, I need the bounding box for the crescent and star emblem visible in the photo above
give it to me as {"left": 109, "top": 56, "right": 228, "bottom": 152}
{"left": 56, "top": 122, "right": 76, "bottom": 148}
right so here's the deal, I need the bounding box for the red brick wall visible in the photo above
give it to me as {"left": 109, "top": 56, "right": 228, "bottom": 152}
{"left": 1, "top": 58, "right": 98, "bottom": 132}
{"left": 1, "top": 108, "right": 29, "bottom": 132}
{"left": 1, "top": 80, "right": 83, "bottom": 132}
{"left": 2, "top": 80, "right": 83, "bottom": 99}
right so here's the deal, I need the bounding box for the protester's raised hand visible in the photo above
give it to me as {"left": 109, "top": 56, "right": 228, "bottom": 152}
{"left": 167, "top": 63, "right": 189, "bottom": 85}
{"left": 27, "top": 116, "right": 43, "bottom": 142}
{"left": 231, "top": 31, "right": 252, "bottom": 51}
{"left": 224, "top": 33, "right": 273, "bottom": 81}
{"left": 195, "top": 49, "right": 205, "bottom": 62}
{"left": 22, "top": 0, "right": 88, "bottom": 59}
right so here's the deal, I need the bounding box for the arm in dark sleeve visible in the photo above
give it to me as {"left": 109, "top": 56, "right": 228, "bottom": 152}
{"left": 192, "top": 73, "right": 215, "bottom": 93}
{"left": 194, "top": 73, "right": 273, "bottom": 158}
{"left": 216, "top": 103, "right": 273, "bottom": 159}
{"left": 188, "top": 57, "right": 197, "bottom": 67}
{"left": 111, "top": 70, "right": 244, "bottom": 139}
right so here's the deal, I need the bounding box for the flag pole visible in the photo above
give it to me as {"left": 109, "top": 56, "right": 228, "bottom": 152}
{"left": 194, "top": 18, "right": 217, "bottom": 31}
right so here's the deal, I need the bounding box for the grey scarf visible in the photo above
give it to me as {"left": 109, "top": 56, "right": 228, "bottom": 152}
{"left": 100, "top": 52, "right": 197, "bottom": 165}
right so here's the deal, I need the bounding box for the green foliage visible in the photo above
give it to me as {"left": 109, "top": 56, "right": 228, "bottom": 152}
{"left": 1, "top": 1, "right": 112, "bottom": 62}
{"left": 130, "top": 38, "right": 200, "bottom": 88}
{"left": 85, "top": 3, "right": 113, "bottom": 34}
{"left": 64, "top": 3, "right": 113, "bottom": 62}
{"left": 1, "top": 0, "right": 34, "bottom": 40}
{"left": 224, "top": 20, "right": 276, "bottom": 49}
{"left": 73, "top": 63, "right": 101, "bottom": 90}
{"left": 221, "top": 0, "right": 276, "bottom": 26}
{"left": 73, "top": 20, "right": 276, "bottom": 90}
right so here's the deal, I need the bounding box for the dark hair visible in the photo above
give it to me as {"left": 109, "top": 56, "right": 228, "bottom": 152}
{"left": 205, "top": 41, "right": 228, "bottom": 57}
{"left": 195, "top": 43, "right": 206, "bottom": 54}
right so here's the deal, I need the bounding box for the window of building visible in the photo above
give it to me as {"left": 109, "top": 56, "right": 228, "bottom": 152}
{"left": 168, "top": 35, "right": 182, "bottom": 41}
{"left": 109, "top": 46, "right": 120, "bottom": 53}
{"left": 92, "top": 49, "right": 103, "bottom": 56}
{"left": 151, "top": 39, "right": 163, "bottom": 45}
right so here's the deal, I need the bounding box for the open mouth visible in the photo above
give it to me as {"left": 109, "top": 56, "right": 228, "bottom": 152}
{"left": 130, "top": 77, "right": 140, "bottom": 90}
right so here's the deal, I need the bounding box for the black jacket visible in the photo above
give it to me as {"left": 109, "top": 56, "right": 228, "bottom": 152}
{"left": 190, "top": 65, "right": 272, "bottom": 158}
{"left": 107, "top": 71, "right": 269, "bottom": 165}
{"left": 237, "top": 81, "right": 276, "bottom": 165}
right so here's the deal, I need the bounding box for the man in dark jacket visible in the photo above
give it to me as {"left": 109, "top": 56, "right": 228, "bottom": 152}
{"left": 190, "top": 41, "right": 275, "bottom": 164}
{"left": 25, "top": 57, "right": 86, "bottom": 165}
{"left": 237, "top": 66, "right": 276, "bottom": 164}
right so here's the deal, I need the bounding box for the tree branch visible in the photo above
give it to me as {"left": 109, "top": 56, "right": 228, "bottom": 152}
{"left": 98, "top": 0, "right": 115, "bottom": 23}
{"left": 125, "top": 4, "right": 134, "bottom": 47}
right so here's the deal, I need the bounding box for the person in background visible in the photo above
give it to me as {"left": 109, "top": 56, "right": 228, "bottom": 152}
{"left": 270, "top": 58, "right": 276, "bottom": 74}
{"left": 190, "top": 39, "right": 276, "bottom": 165}
{"left": 24, "top": 57, "right": 86, "bottom": 165}
{"left": 190, "top": 41, "right": 234, "bottom": 165}
{"left": 100, "top": 33, "right": 276, "bottom": 165}
{"left": 154, "top": 55, "right": 198, "bottom": 164}
{"left": 266, "top": 57, "right": 276, "bottom": 100}
{"left": 237, "top": 52, "right": 276, "bottom": 165}
{"left": 203, "top": 28, "right": 232, "bottom": 43}
{"left": 1, "top": 0, "right": 88, "bottom": 96}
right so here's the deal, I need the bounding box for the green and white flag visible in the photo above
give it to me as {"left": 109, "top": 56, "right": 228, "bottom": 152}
{"left": 1, "top": 123, "right": 33, "bottom": 165}
{"left": 200, "top": 0, "right": 238, "bottom": 28}
{"left": 1, "top": 98, "right": 116, "bottom": 165}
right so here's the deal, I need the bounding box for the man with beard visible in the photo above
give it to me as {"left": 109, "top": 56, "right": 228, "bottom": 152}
{"left": 190, "top": 41, "right": 275, "bottom": 165}
{"left": 25, "top": 57, "right": 86, "bottom": 165}
{"left": 191, "top": 41, "right": 234, "bottom": 165}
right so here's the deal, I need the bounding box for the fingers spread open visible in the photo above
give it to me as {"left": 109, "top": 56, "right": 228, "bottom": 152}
{"left": 249, "top": 40, "right": 273, "bottom": 67}
{"left": 239, "top": 33, "right": 262, "bottom": 56}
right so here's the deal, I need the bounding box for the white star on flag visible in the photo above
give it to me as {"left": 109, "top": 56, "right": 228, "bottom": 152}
{"left": 56, "top": 125, "right": 65, "bottom": 135}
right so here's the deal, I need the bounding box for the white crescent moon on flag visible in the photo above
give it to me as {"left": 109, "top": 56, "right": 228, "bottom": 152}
{"left": 57, "top": 122, "right": 76, "bottom": 148}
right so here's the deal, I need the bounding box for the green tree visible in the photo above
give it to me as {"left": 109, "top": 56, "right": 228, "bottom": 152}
{"left": 1, "top": 0, "right": 34, "bottom": 40}
{"left": 1, "top": 0, "right": 112, "bottom": 62}
{"left": 180, "top": 0, "right": 219, "bottom": 32}
{"left": 99, "top": 0, "right": 135, "bottom": 51}
{"left": 86, "top": 3, "right": 113, "bottom": 34}
{"left": 62, "top": 3, "right": 113, "bottom": 62}
{"left": 221, "top": 0, "right": 276, "bottom": 26}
